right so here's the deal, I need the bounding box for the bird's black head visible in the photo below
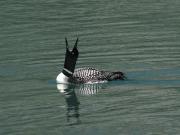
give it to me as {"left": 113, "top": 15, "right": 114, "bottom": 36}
{"left": 63, "top": 37, "right": 79, "bottom": 74}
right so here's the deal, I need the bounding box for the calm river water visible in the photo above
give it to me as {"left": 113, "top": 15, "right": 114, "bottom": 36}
{"left": 1, "top": 0, "right": 180, "bottom": 135}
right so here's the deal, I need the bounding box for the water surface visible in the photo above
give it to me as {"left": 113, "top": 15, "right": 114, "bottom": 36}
{"left": 1, "top": 0, "right": 180, "bottom": 134}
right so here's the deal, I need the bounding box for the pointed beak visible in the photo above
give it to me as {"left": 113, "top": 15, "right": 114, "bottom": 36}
{"left": 65, "top": 37, "right": 69, "bottom": 50}
{"left": 73, "top": 37, "right": 78, "bottom": 49}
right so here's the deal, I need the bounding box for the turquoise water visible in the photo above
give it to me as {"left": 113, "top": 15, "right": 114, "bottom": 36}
{"left": 1, "top": 0, "right": 180, "bottom": 134}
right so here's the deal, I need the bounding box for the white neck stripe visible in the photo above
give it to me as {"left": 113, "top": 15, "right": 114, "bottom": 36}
{"left": 63, "top": 68, "right": 73, "bottom": 75}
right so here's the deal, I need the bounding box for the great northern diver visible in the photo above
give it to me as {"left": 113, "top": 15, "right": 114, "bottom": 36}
{"left": 56, "top": 38, "right": 126, "bottom": 84}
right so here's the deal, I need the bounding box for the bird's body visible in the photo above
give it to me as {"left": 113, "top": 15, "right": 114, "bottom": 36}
{"left": 73, "top": 67, "right": 125, "bottom": 83}
{"left": 57, "top": 67, "right": 125, "bottom": 84}
{"left": 56, "top": 38, "right": 126, "bottom": 84}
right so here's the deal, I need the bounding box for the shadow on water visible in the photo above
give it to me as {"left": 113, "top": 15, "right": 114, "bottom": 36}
{"left": 56, "top": 83, "right": 107, "bottom": 125}
{"left": 56, "top": 81, "right": 126, "bottom": 125}
{"left": 126, "top": 68, "right": 180, "bottom": 87}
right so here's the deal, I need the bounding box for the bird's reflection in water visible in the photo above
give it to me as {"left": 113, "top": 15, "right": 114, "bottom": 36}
{"left": 57, "top": 83, "right": 107, "bottom": 125}
{"left": 76, "top": 83, "right": 106, "bottom": 96}
{"left": 57, "top": 84, "right": 80, "bottom": 125}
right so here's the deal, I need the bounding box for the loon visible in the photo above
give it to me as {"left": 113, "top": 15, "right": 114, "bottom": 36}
{"left": 56, "top": 38, "right": 126, "bottom": 84}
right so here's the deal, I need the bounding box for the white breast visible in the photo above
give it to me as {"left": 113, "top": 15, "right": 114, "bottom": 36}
{"left": 56, "top": 72, "right": 70, "bottom": 84}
